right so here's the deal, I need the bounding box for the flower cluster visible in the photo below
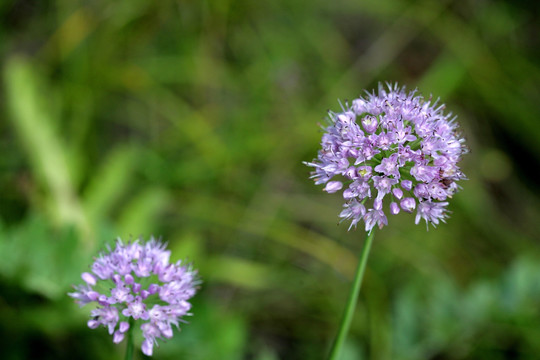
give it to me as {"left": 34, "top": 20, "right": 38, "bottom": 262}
{"left": 69, "top": 237, "right": 199, "bottom": 356}
{"left": 305, "top": 83, "right": 467, "bottom": 232}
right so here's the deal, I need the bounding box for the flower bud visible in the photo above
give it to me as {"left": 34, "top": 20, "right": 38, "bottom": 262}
{"left": 324, "top": 181, "right": 343, "bottom": 193}
{"left": 124, "top": 274, "right": 134, "bottom": 285}
{"left": 400, "top": 197, "right": 416, "bottom": 212}
{"left": 392, "top": 187, "right": 403, "bottom": 199}
{"left": 119, "top": 321, "right": 130, "bottom": 333}
{"left": 390, "top": 202, "right": 400, "bottom": 215}
{"left": 373, "top": 198, "right": 383, "bottom": 210}
{"left": 113, "top": 331, "right": 125, "bottom": 344}
{"left": 362, "top": 115, "right": 378, "bottom": 133}
{"left": 401, "top": 180, "right": 413, "bottom": 191}
{"left": 82, "top": 272, "right": 96, "bottom": 286}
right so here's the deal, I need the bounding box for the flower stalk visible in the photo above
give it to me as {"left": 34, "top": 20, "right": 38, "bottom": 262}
{"left": 328, "top": 230, "right": 375, "bottom": 360}
{"left": 124, "top": 318, "right": 134, "bottom": 360}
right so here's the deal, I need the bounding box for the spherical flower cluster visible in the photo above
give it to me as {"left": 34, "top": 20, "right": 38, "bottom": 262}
{"left": 305, "top": 83, "right": 467, "bottom": 232}
{"left": 69, "top": 237, "right": 199, "bottom": 356}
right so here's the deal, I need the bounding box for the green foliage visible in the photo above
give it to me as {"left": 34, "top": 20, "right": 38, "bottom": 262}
{"left": 1, "top": 0, "right": 540, "bottom": 359}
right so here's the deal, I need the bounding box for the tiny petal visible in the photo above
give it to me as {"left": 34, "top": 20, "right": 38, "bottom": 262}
{"left": 373, "top": 198, "right": 383, "bottom": 210}
{"left": 122, "top": 297, "right": 148, "bottom": 320}
{"left": 415, "top": 201, "right": 449, "bottom": 226}
{"left": 390, "top": 202, "right": 400, "bottom": 215}
{"left": 132, "top": 283, "right": 142, "bottom": 293}
{"left": 119, "top": 321, "right": 130, "bottom": 333}
{"left": 374, "top": 156, "right": 399, "bottom": 178}
{"left": 413, "top": 183, "right": 430, "bottom": 199}
{"left": 142, "top": 339, "right": 154, "bottom": 356}
{"left": 87, "top": 291, "right": 100, "bottom": 301}
{"left": 88, "top": 320, "right": 99, "bottom": 329}
{"left": 81, "top": 272, "right": 96, "bottom": 286}
{"left": 324, "top": 181, "right": 343, "bottom": 193}
{"left": 161, "top": 325, "right": 174, "bottom": 338}
{"left": 337, "top": 112, "right": 355, "bottom": 123}
{"left": 364, "top": 209, "right": 388, "bottom": 232}
{"left": 345, "top": 166, "right": 357, "bottom": 179}
{"left": 148, "top": 284, "right": 160, "bottom": 294}
{"left": 352, "top": 98, "right": 367, "bottom": 113}
{"left": 111, "top": 285, "right": 132, "bottom": 304}
{"left": 357, "top": 166, "right": 372, "bottom": 179}
{"left": 124, "top": 274, "right": 134, "bottom": 285}
{"left": 112, "top": 274, "right": 122, "bottom": 285}
{"left": 339, "top": 200, "right": 366, "bottom": 230}
{"left": 361, "top": 115, "right": 378, "bottom": 133}
{"left": 392, "top": 187, "right": 403, "bottom": 199}
{"left": 401, "top": 180, "right": 413, "bottom": 191}
{"left": 400, "top": 197, "right": 416, "bottom": 213}
{"left": 113, "top": 331, "right": 125, "bottom": 344}
{"left": 411, "top": 164, "right": 438, "bottom": 183}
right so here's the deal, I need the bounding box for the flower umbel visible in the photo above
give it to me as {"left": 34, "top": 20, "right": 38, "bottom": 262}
{"left": 69, "top": 237, "right": 199, "bottom": 356}
{"left": 305, "top": 83, "right": 467, "bottom": 232}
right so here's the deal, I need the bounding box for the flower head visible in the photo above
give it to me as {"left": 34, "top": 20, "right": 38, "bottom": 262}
{"left": 305, "top": 83, "right": 467, "bottom": 232}
{"left": 69, "top": 237, "right": 199, "bottom": 356}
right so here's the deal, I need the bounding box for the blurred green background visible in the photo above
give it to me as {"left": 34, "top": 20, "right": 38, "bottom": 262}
{"left": 1, "top": 0, "right": 540, "bottom": 359}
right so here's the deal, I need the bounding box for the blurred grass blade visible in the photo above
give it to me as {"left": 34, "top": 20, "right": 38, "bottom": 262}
{"left": 116, "top": 187, "right": 170, "bottom": 238}
{"left": 3, "top": 56, "right": 92, "bottom": 248}
{"left": 417, "top": 52, "right": 466, "bottom": 99}
{"left": 186, "top": 195, "right": 359, "bottom": 278}
{"left": 83, "top": 146, "right": 137, "bottom": 221}
{"left": 205, "top": 256, "right": 276, "bottom": 290}
{"left": 41, "top": 8, "right": 95, "bottom": 60}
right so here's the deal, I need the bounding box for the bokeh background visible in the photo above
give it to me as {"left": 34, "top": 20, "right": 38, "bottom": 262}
{"left": 1, "top": 0, "right": 540, "bottom": 359}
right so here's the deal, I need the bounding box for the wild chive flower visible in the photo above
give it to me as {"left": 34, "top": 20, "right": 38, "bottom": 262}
{"left": 305, "top": 83, "right": 467, "bottom": 232}
{"left": 69, "top": 237, "right": 199, "bottom": 356}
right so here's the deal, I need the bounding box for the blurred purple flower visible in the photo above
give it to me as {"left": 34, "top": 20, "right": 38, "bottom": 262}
{"left": 305, "top": 83, "right": 467, "bottom": 232}
{"left": 69, "top": 237, "right": 199, "bottom": 356}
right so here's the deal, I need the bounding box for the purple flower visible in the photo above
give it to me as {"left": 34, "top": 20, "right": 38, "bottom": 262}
{"left": 69, "top": 237, "right": 199, "bottom": 356}
{"left": 305, "top": 83, "right": 467, "bottom": 232}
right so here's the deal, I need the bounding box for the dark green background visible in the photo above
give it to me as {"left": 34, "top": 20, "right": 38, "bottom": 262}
{"left": 1, "top": 0, "right": 539, "bottom": 359}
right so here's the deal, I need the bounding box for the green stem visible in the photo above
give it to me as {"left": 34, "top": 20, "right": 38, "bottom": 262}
{"left": 124, "top": 318, "right": 135, "bottom": 360}
{"left": 328, "top": 230, "right": 375, "bottom": 360}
